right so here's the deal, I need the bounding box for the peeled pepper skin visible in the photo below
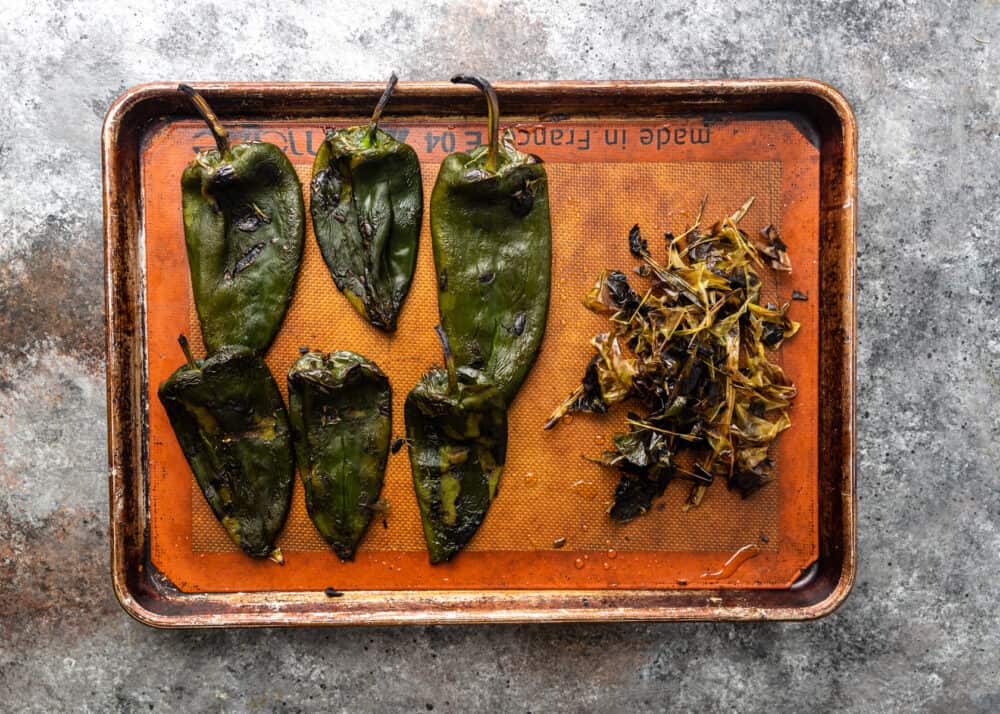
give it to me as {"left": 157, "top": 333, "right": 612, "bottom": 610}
{"left": 310, "top": 127, "right": 422, "bottom": 331}
{"left": 287, "top": 351, "right": 392, "bottom": 561}
{"left": 405, "top": 366, "right": 508, "bottom": 564}
{"left": 158, "top": 346, "right": 294, "bottom": 559}
{"left": 181, "top": 141, "right": 305, "bottom": 355}
{"left": 430, "top": 135, "right": 552, "bottom": 404}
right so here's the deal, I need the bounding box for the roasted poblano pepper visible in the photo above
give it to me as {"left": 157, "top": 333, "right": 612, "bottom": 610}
{"left": 287, "top": 350, "right": 392, "bottom": 560}
{"left": 158, "top": 337, "right": 294, "bottom": 562}
{"left": 179, "top": 85, "right": 305, "bottom": 355}
{"left": 431, "top": 76, "right": 552, "bottom": 404}
{"left": 405, "top": 328, "right": 508, "bottom": 563}
{"left": 310, "top": 74, "right": 422, "bottom": 331}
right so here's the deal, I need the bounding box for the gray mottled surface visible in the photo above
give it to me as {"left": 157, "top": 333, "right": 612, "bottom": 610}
{"left": 1, "top": 0, "right": 998, "bottom": 711}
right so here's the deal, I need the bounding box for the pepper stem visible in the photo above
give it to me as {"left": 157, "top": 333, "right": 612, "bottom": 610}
{"left": 178, "top": 84, "right": 230, "bottom": 154}
{"left": 177, "top": 334, "right": 197, "bottom": 370}
{"left": 435, "top": 325, "right": 457, "bottom": 394}
{"left": 451, "top": 75, "right": 499, "bottom": 172}
{"left": 367, "top": 73, "right": 398, "bottom": 142}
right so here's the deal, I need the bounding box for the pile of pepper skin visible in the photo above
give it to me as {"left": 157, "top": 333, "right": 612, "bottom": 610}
{"left": 158, "top": 75, "right": 551, "bottom": 565}
{"left": 546, "top": 198, "right": 800, "bottom": 522}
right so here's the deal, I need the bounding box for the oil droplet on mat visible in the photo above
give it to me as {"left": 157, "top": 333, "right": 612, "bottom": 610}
{"left": 561, "top": 414, "right": 573, "bottom": 425}
{"left": 574, "top": 558, "right": 585, "bottom": 570}
{"left": 570, "top": 479, "right": 600, "bottom": 500}
{"left": 524, "top": 471, "right": 540, "bottom": 487}
{"left": 607, "top": 548, "right": 618, "bottom": 560}
{"left": 602, "top": 562, "right": 610, "bottom": 570}
{"left": 700, "top": 544, "right": 761, "bottom": 579}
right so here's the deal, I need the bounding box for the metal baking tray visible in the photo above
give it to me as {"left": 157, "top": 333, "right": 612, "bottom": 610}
{"left": 103, "top": 80, "right": 856, "bottom": 626}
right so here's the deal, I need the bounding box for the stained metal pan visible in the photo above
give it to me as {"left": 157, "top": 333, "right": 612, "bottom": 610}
{"left": 103, "top": 79, "right": 856, "bottom": 626}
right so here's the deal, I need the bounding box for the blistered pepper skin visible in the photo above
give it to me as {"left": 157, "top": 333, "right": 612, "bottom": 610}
{"left": 311, "top": 132, "right": 421, "bottom": 331}
{"left": 179, "top": 86, "right": 305, "bottom": 355}
{"left": 158, "top": 344, "right": 294, "bottom": 561}
{"left": 405, "top": 343, "right": 508, "bottom": 564}
{"left": 287, "top": 351, "right": 392, "bottom": 561}
{"left": 310, "top": 75, "right": 422, "bottom": 331}
{"left": 430, "top": 77, "right": 552, "bottom": 405}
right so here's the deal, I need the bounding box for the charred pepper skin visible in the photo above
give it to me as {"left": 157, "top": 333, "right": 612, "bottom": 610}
{"left": 179, "top": 85, "right": 305, "bottom": 355}
{"left": 310, "top": 74, "right": 422, "bottom": 332}
{"left": 405, "top": 328, "right": 508, "bottom": 564}
{"left": 431, "top": 76, "right": 552, "bottom": 405}
{"left": 287, "top": 351, "right": 392, "bottom": 561}
{"left": 158, "top": 340, "right": 294, "bottom": 562}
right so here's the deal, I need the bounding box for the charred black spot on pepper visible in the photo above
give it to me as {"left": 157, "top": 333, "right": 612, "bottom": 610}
{"left": 252, "top": 160, "right": 281, "bottom": 187}
{"left": 311, "top": 168, "right": 343, "bottom": 211}
{"left": 628, "top": 224, "right": 648, "bottom": 257}
{"left": 512, "top": 311, "right": 527, "bottom": 336}
{"left": 438, "top": 270, "right": 447, "bottom": 292}
{"left": 208, "top": 163, "right": 237, "bottom": 188}
{"left": 378, "top": 398, "right": 392, "bottom": 417}
{"left": 761, "top": 322, "right": 785, "bottom": 347}
{"left": 233, "top": 203, "right": 271, "bottom": 233}
{"left": 233, "top": 242, "right": 266, "bottom": 275}
{"left": 478, "top": 271, "right": 495, "bottom": 284}
{"left": 510, "top": 185, "right": 534, "bottom": 217}
{"left": 605, "top": 271, "right": 641, "bottom": 313}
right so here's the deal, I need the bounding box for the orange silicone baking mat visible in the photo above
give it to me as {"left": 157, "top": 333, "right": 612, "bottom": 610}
{"left": 143, "top": 115, "right": 819, "bottom": 593}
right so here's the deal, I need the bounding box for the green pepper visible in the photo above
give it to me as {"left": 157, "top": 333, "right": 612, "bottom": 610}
{"left": 430, "top": 76, "right": 552, "bottom": 404}
{"left": 287, "top": 350, "right": 392, "bottom": 561}
{"left": 179, "top": 85, "right": 305, "bottom": 355}
{"left": 310, "top": 74, "right": 422, "bottom": 331}
{"left": 158, "top": 336, "right": 294, "bottom": 562}
{"left": 405, "top": 327, "right": 507, "bottom": 563}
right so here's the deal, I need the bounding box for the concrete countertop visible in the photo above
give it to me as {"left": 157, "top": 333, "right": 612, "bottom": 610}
{"left": 1, "top": 1, "right": 997, "bottom": 711}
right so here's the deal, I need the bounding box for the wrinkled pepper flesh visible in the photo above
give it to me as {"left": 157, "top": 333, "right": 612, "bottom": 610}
{"left": 311, "top": 74, "right": 423, "bottom": 331}
{"left": 158, "top": 337, "right": 294, "bottom": 562}
{"left": 430, "top": 76, "right": 551, "bottom": 404}
{"left": 288, "top": 350, "right": 392, "bottom": 561}
{"left": 405, "top": 328, "right": 508, "bottom": 563}
{"left": 179, "top": 85, "right": 305, "bottom": 355}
